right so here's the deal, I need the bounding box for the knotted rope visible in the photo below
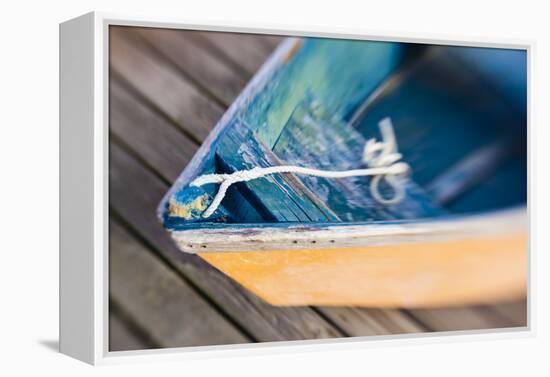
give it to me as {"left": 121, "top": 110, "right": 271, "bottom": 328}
{"left": 191, "top": 117, "right": 410, "bottom": 218}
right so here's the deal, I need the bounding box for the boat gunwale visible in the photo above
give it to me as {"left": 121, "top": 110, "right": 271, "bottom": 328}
{"left": 169, "top": 207, "right": 527, "bottom": 254}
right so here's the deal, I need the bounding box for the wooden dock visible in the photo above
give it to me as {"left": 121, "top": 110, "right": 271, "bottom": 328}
{"left": 108, "top": 26, "right": 526, "bottom": 351}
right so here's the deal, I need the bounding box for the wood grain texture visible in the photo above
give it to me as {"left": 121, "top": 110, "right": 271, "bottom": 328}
{"left": 110, "top": 78, "right": 198, "bottom": 182}
{"left": 110, "top": 220, "right": 249, "bottom": 347}
{"left": 408, "top": 303, "right": 527, "bottom": 331}
{"left": 487, "top": 300, "right": 527, "bottom": 327}
{"left": 215, "top": 127, "right": 330, "bottom": 222}
{"left": 317, "top": 307, "right": 426, "bottom": 335}
{"left": 110, "top": 26, "right": 223, "bottom": 142}
{"left": 185, "top": 30, "right": 282, "bottom": 76}
{"left": 108, "top": 26, "right": 527, "bottom": 348}
{"left": 271, "top": 97, "right": 444, "bottom": 221}
{"left": 109, "top": 309, "right": 150, "bottom": 351}
{"left": 134, "top": 27, "right": 247, "bottom": 105}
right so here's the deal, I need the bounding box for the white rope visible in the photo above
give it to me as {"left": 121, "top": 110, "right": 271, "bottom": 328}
{"left": 191, "top": 117, "right": 410, "bottom": 218}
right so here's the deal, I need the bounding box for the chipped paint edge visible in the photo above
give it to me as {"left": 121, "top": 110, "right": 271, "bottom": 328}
{"left": 171, "top": 207, "right": 526, "bottom": 253}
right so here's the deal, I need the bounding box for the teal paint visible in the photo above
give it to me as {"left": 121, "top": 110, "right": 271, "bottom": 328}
{"left": 245, "top": 38, "right": 407, "bottom": 148}
{"left": 159, "top": 38, "right": 527, "bottom": 232}
{"left": 272, "top": 94, "right": 445, "bottom": 221}
{"left": 215, "top": 124, "right": 333, "bottom": 222}
{"left": 167, "top": 185, "right": 233, "bottom": 223}
{"left": 448, "top": 46, "right": 527, "bottom": 115}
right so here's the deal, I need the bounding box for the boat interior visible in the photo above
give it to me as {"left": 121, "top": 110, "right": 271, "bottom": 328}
{"left": 161, "top": 38, "right": 527, "bottom": 230}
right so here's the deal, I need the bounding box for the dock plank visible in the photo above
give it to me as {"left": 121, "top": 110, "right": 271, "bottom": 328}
{"left": 109, "top": 309, "right": 150, "bottom": 351}
{"left": 134, "top": 27, "right": 247, "bottom": 105}
{"left": 110, "top": 26, "right": 223, "bottom": 142}
{"left": 110, "top": 220, "right": 249, "bottom": 347}
{"left": 110, "top": 78, "right": 197, "bottom": 182}
{"left": 487, "top": 300, "right": 527, "bottom": 327}
{"left": 318, "top": 308, "right": 426, "bottom": 335}
{"left": 408, "top": 303, "right": 526, "bottom": 331}
{"left": 186, "top": 30, "right": 282, "bottom": 76}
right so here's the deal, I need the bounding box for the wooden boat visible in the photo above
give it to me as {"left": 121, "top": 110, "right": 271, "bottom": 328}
{"left": 157, "top": 37, "right": 527, "bottom": 308}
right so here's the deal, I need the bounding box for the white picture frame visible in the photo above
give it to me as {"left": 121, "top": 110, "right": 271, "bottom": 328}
{"left": 59, "top": 11, "right": 533, "bottom": 365}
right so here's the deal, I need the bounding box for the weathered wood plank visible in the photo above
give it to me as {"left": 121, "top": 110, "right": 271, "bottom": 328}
{"left": 271, "top": 99, "right": 444, "bottom": 221}
{"left": 109, "top": 308, "right": 150, "bottom": 351}
{"left": 485, "top": 300, "right": 527, "bottom": 327}
{"left": 133, "top": 26, "right": 247, "bottom": 105}
{"left": 408, "top": 303, "right": 525, "bottom": 331}
{"left": 186, "top": 30, "right": 283, "bottom": 77}
{"left": 215, "top": 128, "right": 327, "bottom": 222}
{"left": 109, "top": 140, "right": 343, "bottom": 341}
{"left": 110, "top": 78, "right": 198, "bottom": 182}
{"left": 110, "top": 219, "right": 249, "bottom": 347}
{"left": 109, "top": 26, "right": 224, "bottom": 142}
{"left": 318, "top": 307, "right": 426, "bottom": 335}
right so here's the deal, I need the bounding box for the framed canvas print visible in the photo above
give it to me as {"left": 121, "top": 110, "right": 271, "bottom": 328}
{"left": 60, "top": 12, "right": 531, "bottom": 365}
